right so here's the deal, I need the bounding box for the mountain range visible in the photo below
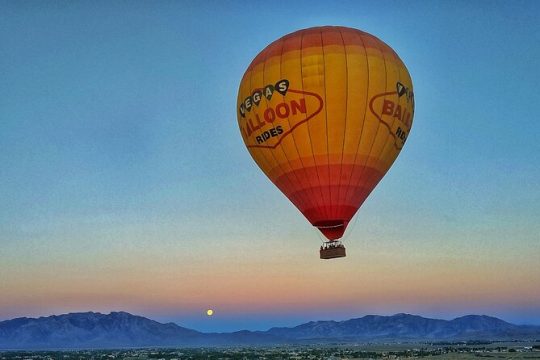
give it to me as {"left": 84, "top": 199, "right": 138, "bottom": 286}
{"left": 1, "top": 311, "right": 539, "bottom": 349}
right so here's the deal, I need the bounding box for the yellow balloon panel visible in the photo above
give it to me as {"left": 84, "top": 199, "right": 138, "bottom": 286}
{"left": 237, "top": 26, "right": 414, "bottom": 240}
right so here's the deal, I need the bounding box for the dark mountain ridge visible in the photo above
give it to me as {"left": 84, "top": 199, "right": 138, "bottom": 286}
{"left": 267, "top": 313, "right": 537, "bottom": 341}
{"left": 0, "top": 311, "right": 202, "bottom": 349}
{"left": 1, "top": 311, "right": 539, "bottom": 349}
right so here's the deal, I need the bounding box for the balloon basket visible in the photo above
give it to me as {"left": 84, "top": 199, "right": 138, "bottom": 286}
{"left": 320, "top": 241, "right": 346, "bottom": 259}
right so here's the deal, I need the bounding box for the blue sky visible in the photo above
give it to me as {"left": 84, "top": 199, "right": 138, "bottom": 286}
{"left": 1, "top": 1, "right": 539, "bottom": 332}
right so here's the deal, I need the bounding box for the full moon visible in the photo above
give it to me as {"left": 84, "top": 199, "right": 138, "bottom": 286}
{"left": 206, "top": 309, "right": 214, "bottom": 316}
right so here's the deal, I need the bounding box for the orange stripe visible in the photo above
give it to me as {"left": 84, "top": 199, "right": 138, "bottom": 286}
{"left": 248, "top": 27, "right": 399, "bottom": 70}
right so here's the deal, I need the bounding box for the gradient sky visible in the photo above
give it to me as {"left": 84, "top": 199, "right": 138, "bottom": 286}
{"left": 1, "top": 1, "right": 539, "bottom": 332}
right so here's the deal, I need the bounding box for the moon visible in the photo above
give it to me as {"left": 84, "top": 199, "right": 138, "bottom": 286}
{"left": 206, "top": 309, "right": 214, "bottom": 316}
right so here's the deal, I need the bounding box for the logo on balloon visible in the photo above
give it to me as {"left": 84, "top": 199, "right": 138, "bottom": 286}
{"left": 238, "top": 79, "right": 324, "bottom": 149}
{"left": 369, "top": 82, "right": 414, "bottom": 149}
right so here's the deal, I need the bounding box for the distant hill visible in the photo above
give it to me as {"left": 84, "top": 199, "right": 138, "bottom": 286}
{"left": 0, "top": 311, "right": 202, "bottom": 349}
{"left": 267, "top": 313, "right": 540, "bottom": 341}
{"left": 1, "top": 311, "right": 539, "bottom": 349}
{"left": 0, "top": 311, "right": 284, "bottom": 349}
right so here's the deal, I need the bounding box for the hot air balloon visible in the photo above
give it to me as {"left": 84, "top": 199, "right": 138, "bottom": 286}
{"left": 236, "top": 26, "right": 414, "bottom": 259}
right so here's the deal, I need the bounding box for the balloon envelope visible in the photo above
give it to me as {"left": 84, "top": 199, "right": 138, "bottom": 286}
{"left": 237, "top": 26, "right": 414, "bottom": 240}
